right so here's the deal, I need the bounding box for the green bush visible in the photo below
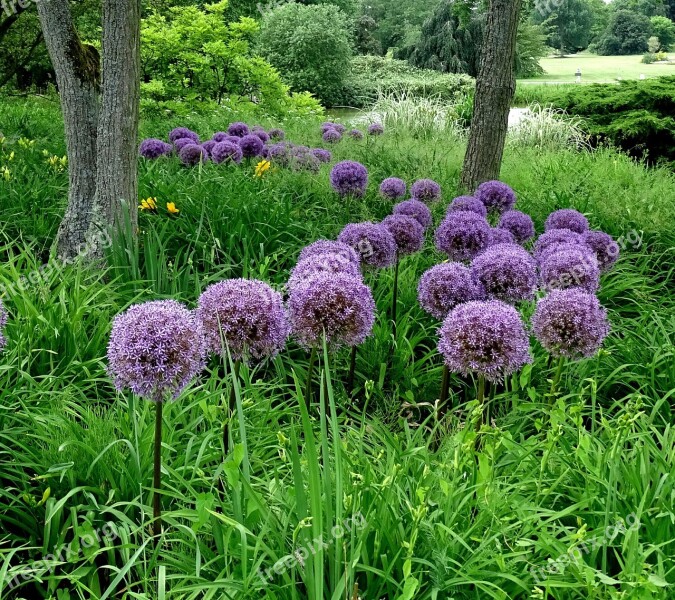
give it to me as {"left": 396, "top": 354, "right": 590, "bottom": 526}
{"left": 642, "top": 52, "right": 657, "bottom": 64}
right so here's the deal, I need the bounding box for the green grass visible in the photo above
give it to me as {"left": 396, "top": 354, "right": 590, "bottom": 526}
{"left": 0, "top": 96, "right": 674, "bottom": 599}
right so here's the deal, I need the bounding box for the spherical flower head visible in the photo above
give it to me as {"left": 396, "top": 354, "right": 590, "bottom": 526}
{"left": 289, "top": 272, "right": 376, "bottom": 350}
{"left": 169, "top": 127, "right": 199, "bottom": 144}
{"left": 323, "top": 129, "right": 343, "bottom": 144}
{"left": 439, "top": 300, "right": 531, "bottom": 382}
{"left": 475, "top": 180, "right": 517, "bottom": 213}
{"left": 498, "top": 210, "right": 536, "bottom": 244}
{"left": 582, "top": 230, "right": 620, "bottom": 272}
{"left": 267, "top": 142, "right": 294, "bottom": 166}
{"left": 298, "top": 239, "right": 360, "bottom": 266}
{"left": 349, "top": 129, "right": 364, "bottom": 140}
{"left": 330, "top": 161, "right": 369, "bottom": 198}
{"left": 174, "top": 137, "right": 196, "bottom": 151}
{"left": 470, "top": 243, "right": 538, "bottom": 303}
{"left": 253, "top": 130, "right": 270, "bottom": 143}
{"left": 338, "top": 222, "right": 397, "bottom": 268}
{"left": 486, "top": 227, "right": 516, "bottom": 247}
{"left": 393, "top": 199, "right": 433, "bottom": 230}
{"left": 545, "top": 209, "right": 589, "bottom": 234}
{"left": 533, "top": 228, "right": 585, "bottom": 260}
{"left": 212, "top": 132, "right": 229, "bottom": 143}
{"left": 379, "top": 177, "right": 407, "bottom": 201}
{"left": 0, "top": 298, "right": 7, "bottom": 353}
{"left": 448, "top": 195, "right": 487, "bottom": 218}
{"left": 211, "top": 141, "right": 243, "bottom": 165}
{"left": 310, "top": 148, "right": 332, "bottom": 163}
{"left": 418, "top": 263, "right": 485, "bottom": 320}
{"left": 238, "top": 134, "right": 265, "bottom": 158}
{"left": 382, "top": 214, "right": 425, "bottom": 256}
{"left": 107, "top": 300, "right": 206, "bottom": 401}
{"left": 201, "top": 140, "right": 217, "bottom": 157}
{"left": 540, "top": 246, "right": 600, "bottom": 293}
{"left": 435, "top": 211, "right": 491, "bottom": 261}
{"left": 294, "top": 152, "right": 321, "bottom": 173}
{"left": 197, "top": 279, "right": 289, "bottom": 362}
{"left": 179, "top": 143, "right": 208, "bottom": 166}
{"left": 139, "top": 138, "right": 172, "bottom": 159}
{"left": 532, "top": 289, "right": 610, "bottom": 359}
{"left": 227, "top": 122, "right": 250, "bottom": 137}
{"left": 411, "top": 179, "right": 441, "bottom": 204}
{"left": 288, "top": 253, "right": 362, "bottom": 292}
{"left": 368, "top": 123, "right": 384, "bottom": 136}
{"left": 268, "top": 128, "right": 285, "bottom": 140}
{"left": 321, "top": 122, "right": 337, "bottom": 134}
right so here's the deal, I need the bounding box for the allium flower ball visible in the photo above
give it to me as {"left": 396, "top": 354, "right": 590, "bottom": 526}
{"left": 532, "top": 289, "right": 610, "bottom": 359}
{"left": 201, "top": 140, "right": 217, "bottom": 157}
{"left": 448, "top": 195, "right": 487, "bottom": 218}
{"left": 379, "top": 178, "right": 407, "bottom": 201}
{"left": 470, "top": 243, "right": 538, "bottom": 303}
{"left": 294, "top": 152, "right": 321, "bottom": 173}
{"left": 540, "top": 246, "right": 600, "bottom": 293}
{"left": 349, "top": 129, "right": 364, "bottom": 140}
{"left": 583, "top": 230, "right": 620, "bottom": 272}
{"left": 417, "top": 263, "right": 485, "bottom": 320}
{"left": 211, "top": 141, "right": 243, "bottom": 165}
{"left": 323, "top": 129, "right": 343, "bottom": 143}
{"left": 338, "top": 222, "right": 397, "bottom": 268}
{"left": 212, "top": 132, "right": 229, "bottom": 143}
{"left": 174, "top": 137, "right": 196, "bottom": 151}
{"left": 139, "top": 138, "right": 172, "bottom": 159}
{"left": 368, "top": 123, "right": 384, "bottom": 136}
{"left": 178, "top": 143, "right": 208, "bottom": 166}
{"left": 107, "top": 300, "right": 206, "bottom": 401}
{"left": 411, "top": 179, "right": 441, "bottom": 204}
{"left": 486, "top": 227, "right": 516, "bottom": 247}
{"left": 393, "top": 199, "right": 433, "bottom": 230}
{"left": 197, "top": 279, "right": 289, "bottom": 362}
{"left": 435, "top": 211, "right": 491, "bottom": 261}
{"left": 288, "top": 272, "right": 376, "bottom": 349}
{"left": 169, "top": 127, "right": 199, "bottom": 144}
{"left": 227, "top": 122, "right": 250, "bottom": 137}
{"left": 0, "top": 298, "right": 7, "bottom": 353}
{"left": 438, "top": 300, "right": 532, "bottom": 382}
{"left": 330, "top": 161, "right": 369, "bottom": 198}
{"left": 252, "top": 130, "right": 270, "bottom": 143}
{"left": 498, "top": 210, "right": 536, "bottom": 243}
{"left": 475, "top": 180, "right": 517, "bottom": 213}
{"left": 321, "top": 122, "right": 341, "bottom": 134}
{"left": 238, "top": 134, "right": 265, "bottom": 158}
{"left": 310, "top": 148, "right": 332, "bottom": 163}
{"left": 268, "top": 128, "right": 285, "bottom": 140}
{"left": 382, "top": 214, "right": 425, "bottom": 256}
{"left": 288, "top": 253, "right": 362, "bottom": 292}
{"left": 533, "top": 228, "right": 585, "bottom": 260}
{"left": 545, "top": 209, "right": 589, "bottom": 234}
{"left": 298, "top": 239, "right": 360, "bottom": 266}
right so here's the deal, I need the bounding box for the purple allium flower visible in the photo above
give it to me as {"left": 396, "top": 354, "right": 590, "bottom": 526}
{"left": 333, "top": 123, "right": 346, "bottom": 134}
{"left": 349, "top": 129, "right": 364, "bottom": 140}
{"left": 411, "top": 179, "right": 441, "bottom": 204}
{"left": 197, "top": 279, "right": 289, "bottom": 362}
{"left": 211, "top": 141, "right": 243, "bottom": 165}
{"left": 267, "top": 142, "right": 294, "bottom": 166}
{"left": 533, "top": 228, "right": 585, "bottom": 260}
{"left": 310, "top": 148, "right": 332, "bottom": 163}
{"left": 268, "top": 128, "right": 285, "bottom": 140}
{"left": 330, "top": 161, "right": 369, "bottom": 198}
{"left": 288, "top": 253, "right": 362, "bottom": 292}
{"left": 417, "top": 263, "right": 485, "bottom": 320}
{"left": 338, "top": 222, "right": 397, "bottom": 268}
{"left": 368, "top": 123, "right": 384, "bottom": 136}
{"left": 139, "top": 138, "right": 173, "bottom": 159}
{"left": 227, "top": 122, "right": 250, "bottom": 137}
{"left": 253, "top": 130, "right": 270, "bottom": 144}
{"left": 107, "top": 300, "right": 206, "bottom": 401}
{"left": 178, "top": 143, "right": 208, "bottom": 166}
{"left": 532, "top": 289, "right": 610, "bottom": 359}
{"left": 470, "top": 243, "right": 538, "bottom": 303}
{"left": 212, "top": 132, "right": 229, "bottom": 143}
{"left": 323, "top": 129, "right": 343, "bottom": 143}
{"left": 582, "top": 230, "right": 620, "bottom": 273}
{"left": 169, "top": 127, "right": 199, "bottom": 144}
{"left": 382, "top": 214, "right": 425, "bottom": 256}
{"left": 379, "top": 178, "right": 407, "bottom": 201}
{"left": 238, "top": 134, "right": 265, "bottom": 158}
{"left": 475, "top": 180, "right": 517, "bottom": 213}
{"left": 0, "top": 298, "right": 7, "bottom": 353}
{"left": 393, "top": 199, "right": 433, "bottom": 230}
{"left": 438, "top": 300, "right": 532, "bottom": 382}
{"left": 298, "top": 239, "right": 360, "bottom": 266}
{"left": 539, "top": 246, "right": 600, "bottom": 293}
{"left": 201, "top": 140, "right": 217, "bottom": 157}
{"left": 294, "top": 152, "right": 322, "bottom": 173}
{"left": 448, "top": 195, "right": 487, "bottom": 218}
{"left": 498, "top": 210, "right": 536, "bottom": 244}
{"left": 545, "top": 209, "right": 589, "bottom": 234}
{"left": 174, "top": 137, "right": 197, "bottom": 151}
{"left": 288, "top": 272, "right": 376, "bottom": 349}
{"left": 486, "top": 227, "right": 516, "bottom": 247}
{"left": 435, "top": 211, "right": 491, "bottom": 262}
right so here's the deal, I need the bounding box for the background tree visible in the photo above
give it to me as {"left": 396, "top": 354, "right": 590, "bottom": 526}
{"left": 650, "top": 15, "right": 675, "bottom": 49}
{"left": 535, "top": 0, "right": 596, "bottom": 54}
{"left": 594, "top": 9, "right": 651, "bottom": 55}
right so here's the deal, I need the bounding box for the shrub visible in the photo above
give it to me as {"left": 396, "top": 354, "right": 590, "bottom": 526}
{"left": 642, "top": 52, "right": 656, "bottom": 64}
{"left": 650, "top": 16, "right": 675, "bottom": 51}
{"left": 594, "top": 10, "right": 651, "bottom": 55}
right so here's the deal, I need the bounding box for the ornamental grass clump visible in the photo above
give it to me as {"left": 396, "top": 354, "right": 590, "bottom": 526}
{"left": 498, "top": 210, "right": 535, "bottom": 243}
{"left": 338, "top": 222, "right": 397, "bottom": 268}
{"left": 448, "top": 196, "right": 487, "bottom": 218}
{"left": 435, "top": 211, "right": 491, "bottom": 261}
{"left": 411, "top": 179, "right": 441, "bottom": 203}
{"left": 139, "top": 138, "right": 173, "bottom": 159}
{"left": 545, "top": 209, "right": 589, "bottom": 234}
{"left": 393, "top": 199, "right": 433, "bottom": 230}
{"left": 379, "top": 178, "right": 407, "bottom": 201}
{"left": 474, "top": 180, "right": 517, "bottom": 213}
{"left": 330, "top": 161, "right": 369, "bottom": 198}
{"left": 107, "top": 300, "right": 206, "bottom": 539}
{"left": 470, "top": 243, "right": 538, "bottom": 303}
{"left": 418, "top": 263, "right": 484, "bottom": 320}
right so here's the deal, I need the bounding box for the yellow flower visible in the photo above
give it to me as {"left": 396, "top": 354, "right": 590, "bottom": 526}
{"left": 166, "top": 202, "right": 180, "bottom": 215}
{"left": 139, "top": 197, "right": 158, "bottom": 211}
{"left": 1, "top": 166, "right": 10, "bottom": 181}
{"left": 254, "top": 159, "right": 271, "bottom": 177}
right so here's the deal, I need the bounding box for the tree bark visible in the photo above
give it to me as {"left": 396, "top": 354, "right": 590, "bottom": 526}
{"left": 460, "top": 0, "right": 521, "bottom": 191}
{"left": 36, "top": 0, "right": 100, "bottom": 259}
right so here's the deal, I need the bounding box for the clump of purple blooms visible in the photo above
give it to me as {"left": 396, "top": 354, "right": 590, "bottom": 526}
{"left": 418, "top": 263, "right": 484, "bottom": 320}
{"left": 238, "top": 134, "right": 265, "bottom": 158}
{"left": 299, "top": 239, "right": 360, "bottom": 266}
{"left": 349, "top": 129, "right": 364, "bottom": 140}
{"left": 201, "top": 140, "right": 217, "bottom": 158}
{"left": 311, "top": 148, "right": 332, "bottom": 163}
{"left": 368, "top": 123, "right": 384, "bottom": 136}
{"left": 227, "top": 122, "right": 250, "bottom": 137}
{"left": 179, "top": 143, "right": 208, "bottom": 166}
{"left": 288, "top": 253, "right": 361, "bottom": 292}
{"left": 252, "top": 130, "right": 270, "bottom": 144}
{"left": 174, "top": 137, "right": 197, "bottom": 152}
{"left": 533, "top": 228, "right": 585, "bottom": 260}
{"left": 197, "top": 279, "right": 289, "bottom": 362}
{"left": 107, "top": 300, "right": 206, "bottom": 401}
{"left": 435, "top": 211, "right": 491, "bottom": 261}
{"left": 448, "top": 196, "right": 487, "bottom": 218}
{"left": 382, "top": 214, "right": 425, "bottom": 256}
{"left": 545, "top": 209, "right": 589, "bottom": 234}
{"left": 211, "top": 141, "right": 243, "bottom": 165}
{"left": 411, "top": 179, "right": 441, "bottom": 203}
{"left": 268, "top": 128, "right": 285, "bottom": 140}
{"left": 0, "top": 299, "right": 7, "bottom": 353}
{"left": 338, "top": 222, "right": 397, "bottom": 268}
{"left": 330, "top": 161, "right": 369, "bottom": 198}
{"left": 470, "top": 243, "right": 538, "bottom": 303}
{"left": 212, "top": 132, "right": 230, "bottom": 143}
{"left": 539, "top": 246, "right": 600, "bottom": 293}
{"left": 323, "top": 129, "right": 343, "bottom": 144}
{"left": 379, "top": 178, "right": 407, "bottom": 201}
{"left": 486, "top": 227, "right": 516, "bottom": 247}
{"left": 498, "top": 210, "right": 536, "bottom": 244}
{"left": 139, "top": 138, "right": 173, "bottom": 159}
{"left": 532, "top": 289, "right": 610, "bottom": 358}
{"left": 169, "top": 127, "right": 199, "bottom": 144}
{"left": 582, "top": 230, "right": 620, "bottom": 272}
{"left": 474, "top": 180, "right": 517, "bottom": 213}
{"left": 393, "top": 200, "right": 433, "bottom": 230}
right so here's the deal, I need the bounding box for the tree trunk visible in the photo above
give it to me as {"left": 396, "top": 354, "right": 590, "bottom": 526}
{"left": 88, "top": 0, "right": 141, "bottom": 255}
{"left": 36, "top": 0, "right": 100, "bottom": 259}
{"left": 460, "top": 0, "right": 521, "bottom": 191}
